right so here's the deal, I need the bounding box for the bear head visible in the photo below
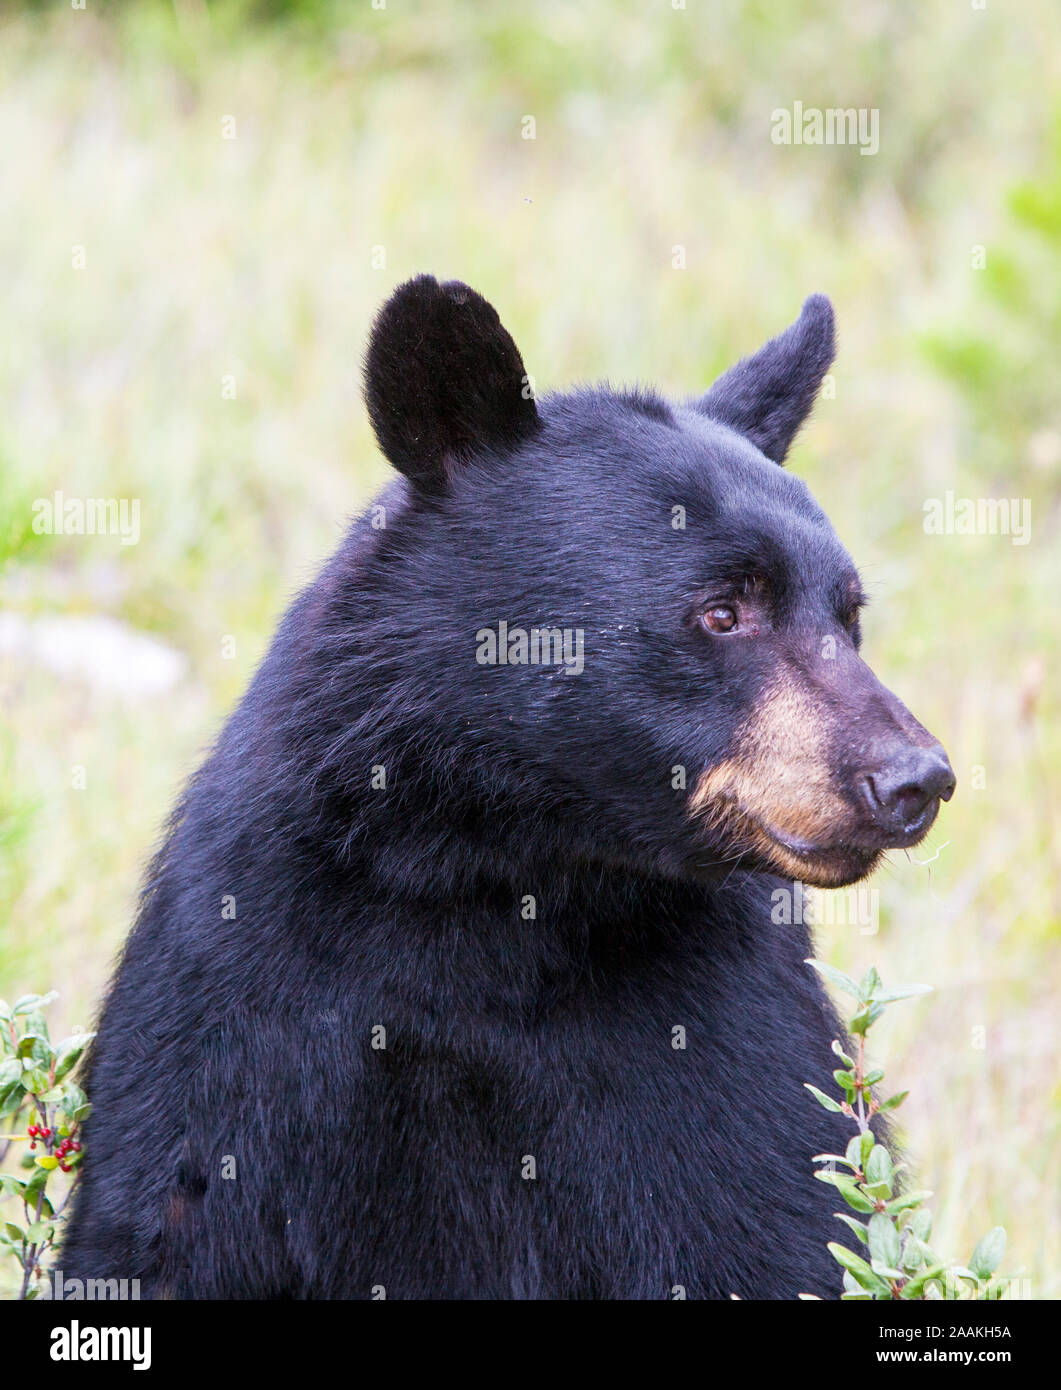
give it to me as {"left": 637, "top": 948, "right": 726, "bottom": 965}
{"left": 360, "top": 275, "right": 954, "bottom": 890}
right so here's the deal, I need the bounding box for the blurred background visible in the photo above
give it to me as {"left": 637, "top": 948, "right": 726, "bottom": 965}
{"left": 1, "top": 0, "right": 1058, "bottom": 1296}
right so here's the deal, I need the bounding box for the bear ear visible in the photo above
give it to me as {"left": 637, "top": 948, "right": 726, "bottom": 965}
{"left": 695, "top": 295, "right": 835, "bottom": 464}
{"left": 364, "top": 275, "right": 538, "bottom": 494}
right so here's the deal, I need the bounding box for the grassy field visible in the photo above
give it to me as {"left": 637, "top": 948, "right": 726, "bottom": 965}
{"left": 1, "top": 0, "right": 1059, "bottom": 1296}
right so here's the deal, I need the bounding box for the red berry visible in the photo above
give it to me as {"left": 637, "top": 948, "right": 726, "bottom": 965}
{"left": 29, "top": 1142, "right": 36, "bottom": 1150}
{"left": 28, "top": 1125, "right": 38, "bottom": 1137}
{"left": 59, "top": 1162, "right": 71, "bottom": 1173}
{"left": 40, "top": 1127, "right": 51, "bottom": 1139}
{"left": 71, "top": 1141, "right": 81, "bottom": 1152}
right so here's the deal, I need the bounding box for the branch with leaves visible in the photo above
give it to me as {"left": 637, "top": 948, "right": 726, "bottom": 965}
{"left": 802, "top": 960, "right": 1008, "bottom": 1301}
{"left": 0, "top": 993, "right": 93, "bottom": 1301}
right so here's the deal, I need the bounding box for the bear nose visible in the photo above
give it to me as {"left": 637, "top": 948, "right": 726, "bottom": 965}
{"left": 859, "top": 743, "right": 955, "bottom": 835}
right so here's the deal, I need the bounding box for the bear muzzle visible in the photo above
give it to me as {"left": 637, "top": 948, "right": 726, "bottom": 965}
{"left": 687, "top": 668, "right": 955, "bottom": 887}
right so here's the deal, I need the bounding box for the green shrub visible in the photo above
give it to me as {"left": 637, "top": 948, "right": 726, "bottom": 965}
{"left": 0, "top": 994, "right": 92, "bottom": 1300}
{"left": 804, "top": 961, "right": 1009, "bottom": 1301}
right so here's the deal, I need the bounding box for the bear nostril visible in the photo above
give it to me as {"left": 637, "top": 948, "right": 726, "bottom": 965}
{"left": 892, "top": 782, "right": 932, "bottom": 826}
{"left": 860, "top": 744, "right": 955, "bottom": 833}
{"left": 860, "top": 774, "right": 883, "bottom": 814}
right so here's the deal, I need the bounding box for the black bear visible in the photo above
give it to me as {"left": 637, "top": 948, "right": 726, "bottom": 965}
{"left": 62, "top": 277, "right": 954, "bottom": 1299}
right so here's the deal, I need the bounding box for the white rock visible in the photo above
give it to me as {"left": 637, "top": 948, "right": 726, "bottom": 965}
{"left": 0, "top": 613, "right": 186, "bottom": 697}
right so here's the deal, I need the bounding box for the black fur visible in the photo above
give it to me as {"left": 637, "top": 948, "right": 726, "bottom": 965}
{"left": 364, "top": 274, "right": 538, "bottom": 494}
{"left": 698, "top": 293, "right": 835, "bottom": 462}
{"left": 63, "top": 281, "right": 887, "bottom": 1300}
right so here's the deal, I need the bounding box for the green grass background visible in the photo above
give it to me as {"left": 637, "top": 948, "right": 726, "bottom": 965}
{"left": 1, "top": 0, "right": 1059, "bottom": 1296}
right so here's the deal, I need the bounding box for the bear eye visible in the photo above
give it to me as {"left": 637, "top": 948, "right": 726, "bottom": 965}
{"left": 700, "top": 604, "right": 738, "bottom": 635}
{"left": 843, "top": 596, "right": 866, "bottom": 631}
